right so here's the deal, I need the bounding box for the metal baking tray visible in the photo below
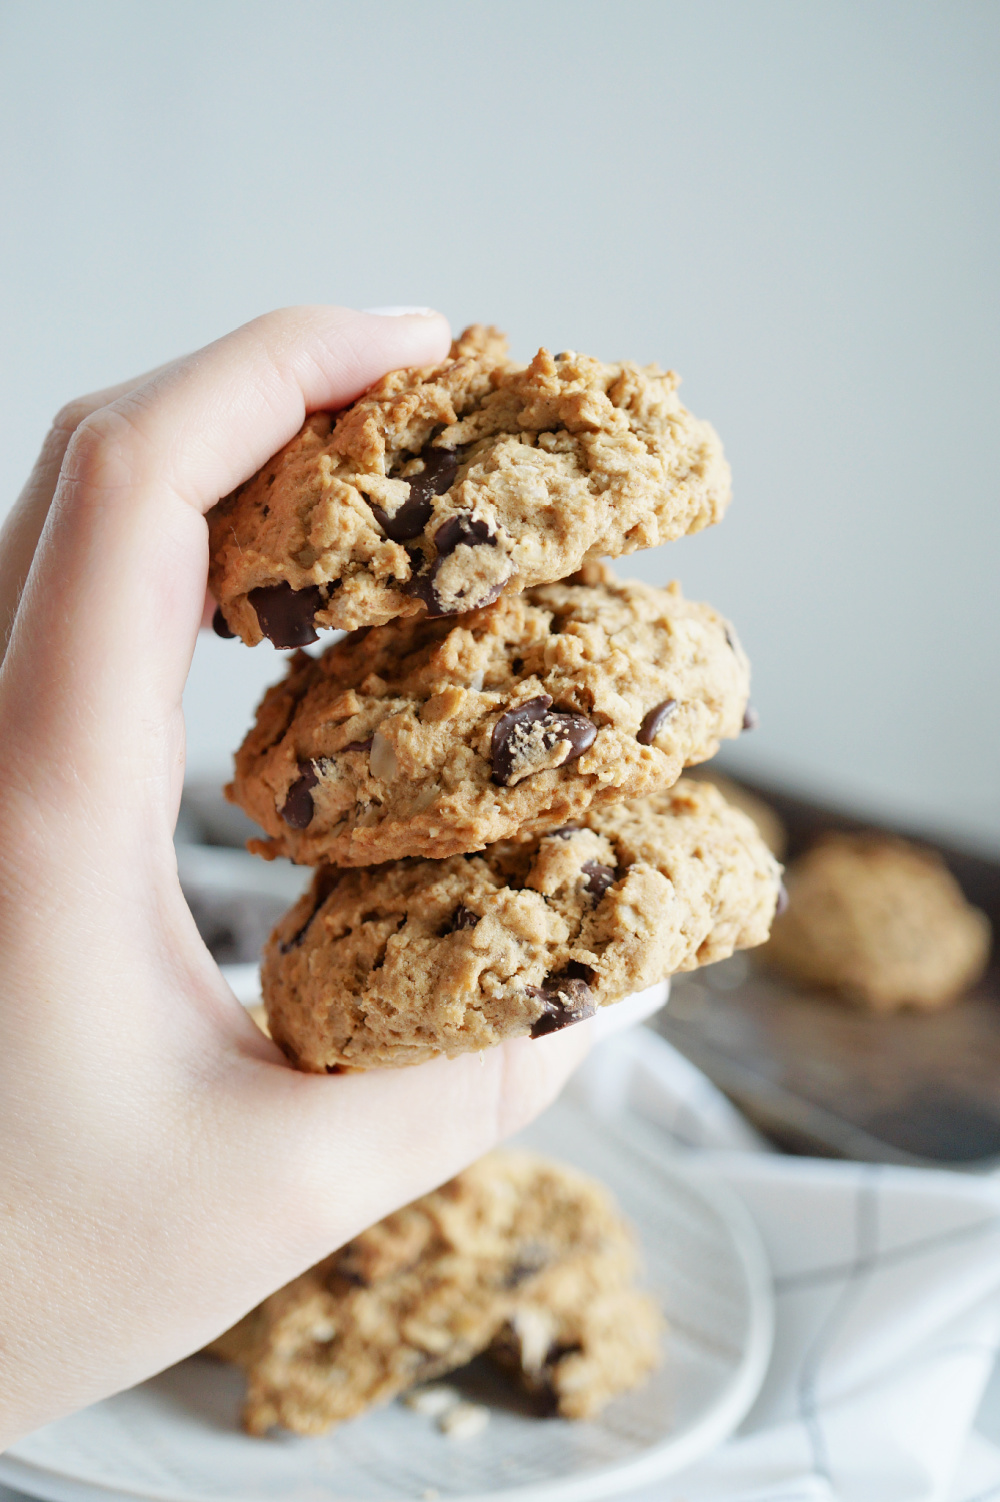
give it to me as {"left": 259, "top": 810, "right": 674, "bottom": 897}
{"left": 654, "top": 779, "right": 1000, "bottom": 1169}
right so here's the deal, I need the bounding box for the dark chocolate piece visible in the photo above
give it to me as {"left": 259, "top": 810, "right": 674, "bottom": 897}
{"left": 546, "top": 824, "right": 583, "bottom": 839}
{"left": 279, "top": 867, "right": 340, "bottom": 953}
{"left": 445, "top": 904, "right": 480, "bottom": 934}
{"left": 280, "top": 760, "right": 319, "bottom": 829}
{"left": 432, "top": 512, "right": 495, "bottom": 558}
{"left": 637, "top": 698, "right": 678, "bottom": 745}
{"left": 581, "top": 861, "right": 617, "bottom": 904}
{"left": 211, "top": 606, "right": 236, "bottom": 639}
{"left": 367, "top": 445, "right": 460, "bottom": 542}
{"left": 248, "top": 582, "right": 324, "bottom": 648}
{"left": 528, "top": 970, "right": 597, "bottom": 1038}
{"left": 491, "top": 697, "right": 597, "bottom": 786}
{"left": 341, "top": 736, "right": 373, "bottom": 754}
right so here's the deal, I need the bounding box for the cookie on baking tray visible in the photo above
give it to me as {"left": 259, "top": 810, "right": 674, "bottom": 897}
{"left": 208, "top": 324, "right": 731, "bottom": 643}
{"left": 208, "top": 1150, "right": 662, "bottom": 1436}
{"left": 227, "top": 565, "right": 752, "bottom": 869}
{"left": 765, "top": 832, "right": 991, "bottom": 1011}
{"left": 261, "top": 777, "right": 782, "bottom": 1072}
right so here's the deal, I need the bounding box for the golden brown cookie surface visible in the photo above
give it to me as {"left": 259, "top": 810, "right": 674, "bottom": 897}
{"left": 208, "top": 325, "right": 730, "bottom": 643}
{"left": 263, "top": 778, "right": 781, "bottom": 1072}
{"left": 228, "top": 567, "right": 752, "bottom": 867}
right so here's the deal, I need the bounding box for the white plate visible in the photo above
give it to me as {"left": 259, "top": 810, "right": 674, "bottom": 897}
{"left": 0, "top": 1099, "right": 773, "bottom": 1502}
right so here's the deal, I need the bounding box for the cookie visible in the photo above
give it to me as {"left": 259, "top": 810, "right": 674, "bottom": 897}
{"left": 228, "top": 565, "right": 751, "bottom": 868}
{"left": 208, "top": 1150, "right": 662, "bottom": 1436}
{"left": 207, "top": 324, "right": 731, "bottom": 643}
{"left": 765, "top": 833, "right": 991, "bottom": 1010}
{"left": 262, "top": 777, "right": 781, "bottom": 1072}
{"left": 686, "top": 769, "right": 787, "bottom": 857}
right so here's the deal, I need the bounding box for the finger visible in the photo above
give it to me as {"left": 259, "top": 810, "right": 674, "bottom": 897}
{"left": 0, "top": 367, "right": 170, "bottom": 656}
{"left": 0, "top": 307, "right": 450, "bottom": 831}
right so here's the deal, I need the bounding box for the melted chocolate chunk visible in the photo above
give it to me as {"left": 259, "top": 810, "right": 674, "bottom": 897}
{"left": 280, "top": 867, "right": 340, "bottom": 953}
{"left": 547, "top": 824, "right": 583, "bottom": 839}
{"left": 581, "top": 861, "right": 617, "bottom": 904}
{"left": 742, "top": 704, "right": 760, "bottom": 732}
{"left": 776, "top": 881, "right": 789, "bottom": 917}
{"left": 432, "top": 512, "right": 495, "bottom": 558}
{"left": 211, "top": 606, "right": 236, "bottom": 639}
{"left": 445, "top": 905, "right": 480, "bottom": 934}
{"left": 503, "top": 1245, "right": 549, "bottom": 1288}
{"left": 368, "top": 444, "right": 460, "bottom": 542}
{"left": 491, "top": 697, "right": 597, "bottom": 786}
{"left": 280, "top": 760, "right": 319, "bottom": 829}
{"left": 248, "top": 582, "right": 324, "bottom": 647}
{"left": 528, "top": 970, "right": 597, "bottom": 1038}
{"left": 637, "top": 698, "right": 678, "bottom": 745}
{"left": 341, "top": 736, "right": 373, "bottom": 754}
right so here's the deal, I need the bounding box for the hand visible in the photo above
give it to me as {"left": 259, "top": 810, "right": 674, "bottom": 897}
{"left": 0, "top": 307, "right": 591, "bottom": 1447}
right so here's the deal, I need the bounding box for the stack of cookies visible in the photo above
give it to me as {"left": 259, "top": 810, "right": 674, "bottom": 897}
{"left": 208, "top": 325, "right": 784, "bottom": 1071}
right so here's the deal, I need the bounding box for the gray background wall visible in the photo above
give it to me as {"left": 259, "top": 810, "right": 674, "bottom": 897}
{"left": 2, "top": 0, "right": 997, "bottom": 852}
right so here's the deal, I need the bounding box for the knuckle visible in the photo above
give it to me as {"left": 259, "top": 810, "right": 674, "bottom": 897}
{"left": 60, "top": 405, "right": 141, "bottom": 491}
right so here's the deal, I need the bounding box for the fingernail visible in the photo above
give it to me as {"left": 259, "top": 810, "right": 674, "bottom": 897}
{"left": 362, "top": 305, "right": 438, "bottom": 317}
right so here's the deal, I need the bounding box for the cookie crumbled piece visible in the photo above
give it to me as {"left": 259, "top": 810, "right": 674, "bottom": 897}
{"left": 262, "top": 778, "right": 782, "bottom": 1072}
{"left": 207, "top": 1151, "right": 662, "bottom": 1436}
{"left": 208, "top": 325, "right": 731, "bottom": 642}
{"left": 227, "top": 566, "right": 751, "bottom": 868}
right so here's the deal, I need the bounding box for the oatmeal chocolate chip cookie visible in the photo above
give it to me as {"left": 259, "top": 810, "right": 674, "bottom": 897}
{"left": 228, "top": 565, "right": 751, "bottom": 867}
{"left": 207, "top": 324, "right": 731, "bottom": 643}
{"left": 208, "top": 1151, "right": 661, "bottom": 1436}
{"left": 262, "top": 778, "right": 781, "bottom": 1072}
{"left": 765, "top": 833, "right": 991, "bottom": 1011}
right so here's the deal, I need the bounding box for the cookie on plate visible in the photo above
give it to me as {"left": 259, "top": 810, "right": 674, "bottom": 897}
{"left": 208, "top": 324, "right": 731, "bottom": 643}
{"left": 228, "top": 565, "right": 752, "bottom": 868}
{"left": 765, "top": 832, "right": 991, "bottom": 1010}
{"left": 208, "top": 1151, "right": 662, "bottom": 1436}
{"left": 262, "top": 778, "right": 781, "bottom": 1072}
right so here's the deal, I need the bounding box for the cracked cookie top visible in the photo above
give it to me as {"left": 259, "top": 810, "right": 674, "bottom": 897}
{"left": 208, "top": 324, "right": 731, "bottom": 643}
{"left": 227, "top": 565, "right": 752, "bottom": 867}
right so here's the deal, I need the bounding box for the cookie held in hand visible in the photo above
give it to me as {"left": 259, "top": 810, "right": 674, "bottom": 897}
{"left": 262, "top": 778, "right": 782, "bottom": 1072}
{"left": 228, "top": 566, "right": 752, "bottom": 868}
{"left": 208, "top": 324, "right": 731, "bottom": 642}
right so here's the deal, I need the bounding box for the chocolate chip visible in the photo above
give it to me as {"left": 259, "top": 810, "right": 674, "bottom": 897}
{"left": 248, "top": 582, "right": 324, "bottom": 647}
{"left": 367, "top": 444, "right": 460, "bottom": 542}
{"left": 581, "top": 861, "right": 617, "bottom": 904}
{"left": 280, "top": 866, "right": 339, "bottom": 952}
{"left": 211, "top": 606, "right": 236, "bottom": 639}
{"left": 547, "top": 824, "right": 583, "bottom": 839}
{"left": 776, "top": 881, "right": 789, "bottom": 916}
{"left": 742, "top": 704, "right": 760, "bottom": 732}
{"left": 491, "top": 697, "right": 597, "bottom": 786}
{"left": 341, "top": 736, "right": 373, "bottom": 753}
{"left": 280, "top": 760, "right": 319, "bottom": 828}
{"left": 637, "top": 698, "right": 678, "bottom": 745}
{"left": 528, "top": 970, "right": 597, "bottom": 1038}
{"left": 432, "top": 512, "right": 495, "bottom": 558}
{"left": 446, "top": 905, "right": 480, "bottom": 934}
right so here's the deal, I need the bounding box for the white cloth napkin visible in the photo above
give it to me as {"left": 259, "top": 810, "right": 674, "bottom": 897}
{"left": 567, "top": 1027, "right": 1000, "bottom": 1502}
